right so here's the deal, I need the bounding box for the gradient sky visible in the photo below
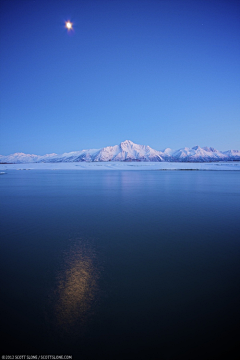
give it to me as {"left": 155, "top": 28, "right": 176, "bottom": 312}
{"left": 0, "top": 0, "right": 239, "bottom": 155}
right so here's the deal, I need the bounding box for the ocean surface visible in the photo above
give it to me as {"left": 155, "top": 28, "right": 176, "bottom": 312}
{"left": 1, "top": 170, "right": 240, "bottom": 359}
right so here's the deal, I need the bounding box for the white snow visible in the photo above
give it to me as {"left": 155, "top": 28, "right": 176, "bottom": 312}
{"left": 0, "top": 140, "right": 240, "bottom": 164}
{"left": 0, "top": 162, "right": 239, "bottom": 171}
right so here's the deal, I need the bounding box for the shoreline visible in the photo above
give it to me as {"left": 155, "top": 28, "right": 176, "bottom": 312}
{"left": 0, "top": 161, "right": 240, "bottom": 171}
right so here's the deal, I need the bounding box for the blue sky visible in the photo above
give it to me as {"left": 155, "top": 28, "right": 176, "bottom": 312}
{"left": 0, "top": 0, "right": 239, "bottom": 155}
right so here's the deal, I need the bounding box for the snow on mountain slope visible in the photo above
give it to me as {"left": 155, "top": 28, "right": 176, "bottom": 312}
{"left": 39, "top": 149, "right": 100, "bottom": 162}
{"left": 160, "top": 148, "right": 175, "bottom": 156}
{"left": 92, "top": 140, "right": 163, "bottom": 162}
{"left": 222, "top": 149, "right": 240, "bottom": 160}
{"left": 0, "top": 152, "right": 57, "bottom": 163}
{"left": 1, "top": 141, "right": 239, "bottom": 163}
{"left": 171, "top": 146, "right": 232, "bottom": 162}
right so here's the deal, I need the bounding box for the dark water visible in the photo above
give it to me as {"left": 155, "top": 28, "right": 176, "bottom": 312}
{"left": 1, "top": 170, "right": 240, "bottom": 359}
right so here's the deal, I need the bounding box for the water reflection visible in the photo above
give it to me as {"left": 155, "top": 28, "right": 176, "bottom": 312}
{"left": 53, "top": 239, "right": 99, "bottom": 332}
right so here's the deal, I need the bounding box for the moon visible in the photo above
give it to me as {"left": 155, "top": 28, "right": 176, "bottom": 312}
{"left": 65, "top": 21, "right": 73, "bottom": 31}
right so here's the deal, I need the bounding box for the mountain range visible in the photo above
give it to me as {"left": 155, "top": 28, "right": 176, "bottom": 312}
{"left": 1, "top": 140, "right": 240, "bottom": 163}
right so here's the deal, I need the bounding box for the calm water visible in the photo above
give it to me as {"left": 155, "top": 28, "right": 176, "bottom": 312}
{"left": 1, "top": 170, "right": 240, "bottom": 359}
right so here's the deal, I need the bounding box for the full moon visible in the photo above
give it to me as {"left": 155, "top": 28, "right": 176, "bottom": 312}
{"left": 65, "top": 21, "right": 73, "bottom": 30}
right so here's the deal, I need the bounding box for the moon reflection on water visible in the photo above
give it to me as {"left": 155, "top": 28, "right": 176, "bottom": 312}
{"left": 48, "top": 238, "right": 100, "bottom": 337}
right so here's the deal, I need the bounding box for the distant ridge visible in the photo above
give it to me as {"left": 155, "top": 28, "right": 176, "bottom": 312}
{"left": 1, "top": 140, "right": 240, "bottom": 163}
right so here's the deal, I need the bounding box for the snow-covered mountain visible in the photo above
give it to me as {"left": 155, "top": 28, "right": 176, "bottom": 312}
{"left": 1, "top": 140, "right": 240, "bottom": 163}
{"left": 0, "top": 152, "right": 58, "bottom": 163}
{"left": 92, "top": 140, "right": 163, "bottom": 162}
{"left": 168, "top": 146, "right": 231, "bottom": 162}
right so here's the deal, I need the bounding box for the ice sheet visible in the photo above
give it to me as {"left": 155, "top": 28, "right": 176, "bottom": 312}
{"left": 0, "top": 162, "right": 240, "bottom": 171}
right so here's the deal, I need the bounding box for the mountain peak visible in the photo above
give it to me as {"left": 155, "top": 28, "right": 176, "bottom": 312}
{"left": 120, "top": 140, "right": 134, "bottom": 146}
{"left": 119, "top": 140, "right": 136, "bottom": 150}
{"left": 202, "top": 146, "right": 217, "bottom": 153}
